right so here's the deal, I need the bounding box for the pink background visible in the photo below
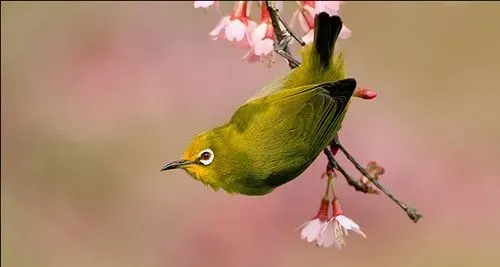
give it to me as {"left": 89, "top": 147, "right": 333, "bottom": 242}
{"left": 2, "top": 2, "right": 500, "bottom": 267}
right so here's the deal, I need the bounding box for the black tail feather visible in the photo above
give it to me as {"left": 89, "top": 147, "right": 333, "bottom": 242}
{"left": 314, "top": 13, "right": 343, "bottom": 69}
{"left": 322, "top": 78, "right": 357, "bottom": 101}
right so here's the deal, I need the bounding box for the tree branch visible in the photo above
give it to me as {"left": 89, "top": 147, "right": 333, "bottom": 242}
{"left": 324, "top": 148, "right": 377, "bottom": 193}
{"left": 332, "top": 137, "right": 423, "bottom": 223}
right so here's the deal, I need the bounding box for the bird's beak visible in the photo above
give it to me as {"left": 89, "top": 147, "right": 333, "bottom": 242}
{"left": 161, "top": 159, "right": 191, "bottom": 171}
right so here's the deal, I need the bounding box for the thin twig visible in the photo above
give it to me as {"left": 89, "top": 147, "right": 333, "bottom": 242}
{"left": 275, "top": 11, "right": 306, "bottom": 46}
{"left": 332, "top": 137, "right": 423, "bottom": 223}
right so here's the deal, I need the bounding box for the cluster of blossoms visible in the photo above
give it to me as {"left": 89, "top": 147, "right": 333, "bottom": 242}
{"left": 299, "top": 198, "right": 366, "bottom": 249}
{"left": 194, "top": 1, "right": 351, "bottom": 65}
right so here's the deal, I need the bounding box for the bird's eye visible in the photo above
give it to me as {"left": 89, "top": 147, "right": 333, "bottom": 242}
{"left": 198, "top": 149, "right": 214, "bottom": 166}
{"left": 200, "top": 152, "right": 211, "bottom": 160}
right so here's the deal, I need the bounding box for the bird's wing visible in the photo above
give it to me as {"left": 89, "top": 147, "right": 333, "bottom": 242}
{"left": 229, "top": 79, "right": 356, "bottom": 180}
{"left": 245, "top": 72, "right": 289, "bottom": 103}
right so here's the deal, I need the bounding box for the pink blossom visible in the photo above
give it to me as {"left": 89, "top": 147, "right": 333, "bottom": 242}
{"left": 193, "top": 1, "right": 219, "bottom": 9}
{"left": 243, "top": 1, "right": 275, "bottom": 64}
{"left": 298, "top": 199, "right": 330, "bottom": 243}
{"left": 209, "top": 1, "right": 255, "bottom": 48}
{"left": 315, "top": 1, "right": 342, "bottom": 15}
{"left": 317, "top": 198, "right": 367, "bottom": 249}
{"left": 292, "top": 1, "right": 351, "bottom": 44}
{"left": 291, "top": 1, "right": 316, "bottom": 33}
{"left": 315, "top": 1, "right": 351, "bottom": 39}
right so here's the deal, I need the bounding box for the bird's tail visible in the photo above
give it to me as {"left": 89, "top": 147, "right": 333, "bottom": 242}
{"left": 280, "top": 12, "right": 345, "bottom": 89}
{"left": 314, "top": 12, "right": 343, "bottom": 70}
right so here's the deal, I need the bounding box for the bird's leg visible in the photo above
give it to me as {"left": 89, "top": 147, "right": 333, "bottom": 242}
{"left": 266, "top": 0, "right": 302, "bottom": 69}
{"left": 273, "top": 37, "right": 301, "bottom": 68}
{"left": 331, "top": 136, "right": 422, "bottom": 223}
{"left": 265, "top": 0, "right": 305, "bottom": 47}
{"left": 274, "top": 48, "right": 301, "bottom": 68}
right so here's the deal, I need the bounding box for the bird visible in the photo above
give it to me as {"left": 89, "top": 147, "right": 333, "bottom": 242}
{"left": 161, "top": 12, "right": 357, "bottom": 196}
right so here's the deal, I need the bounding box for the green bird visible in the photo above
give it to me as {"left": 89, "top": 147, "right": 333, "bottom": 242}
{"left": 162, "top": 13, "right": 357, "bottom": 196}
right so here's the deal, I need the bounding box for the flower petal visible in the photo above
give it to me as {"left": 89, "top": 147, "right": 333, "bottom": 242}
{"left": 301, "top": 29, "right": 314, "bottom": 44}
{"left": 225, "top": 19, "right": 246, "bottom": 41}
{"left": 339, "top": 24, "right": 352, "bottom": 39}
{"left": 194, "top": 1, "right": 215, "bottom": 8}
{"left": 336, "top": 215, "right": 367, "bottom": 238}
{"left": 317, "top": 220, "right": 336, "bottom": 247}
{"left": 238, "top": 20, "right": 257, "bottom": 49}
{"left": 315, "top": 1, "right": 341, "bottom": 15}
{"left": 251, "top": 23, "right": 268, "bottom": 44}
{"left": 303, "top": 5, "right": 316, "bottom": 17}
{"left": 242, "top": 49, "right": 260, "bottom": 63}
{"left": 254, "top": 38, "right": 274, "bottom": 56}
{"left": 335, "top": 215, "right": 358, "bottom": 230}
{"left": 209, "top": 16, "right": 230, "bottom": 39}
{"left": 300, "top": 219, "right": 322, "bottom": 242}
{"left": 247, "top": 20, "right": 258, "bottom": 32}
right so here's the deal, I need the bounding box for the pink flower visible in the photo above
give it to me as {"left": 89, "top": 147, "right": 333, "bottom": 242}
{"left": 193, "top": 1, "right": 219, "bottom": 9}
{"left": 292, "top": 1, "right": 351, "bottom": 44}
{"left": 315, "top": 1, "right": 341, "bottom": 15}
{"left": 243, "top": 1, "right": 276, "bottom": 64}
{"left": 209, "top": 1, "right": 256, "bottom": 48}
{"left": 317, "top": 198, "right": 367, "bottom": 249}
{"left": 298, "top": 199, "right": 330, "bottom": 243}
{"left": 315, "top": 1, "right": 351, "bottom": 39}
{"left": 290, "top": 1, "right": 315, "bottom": 39}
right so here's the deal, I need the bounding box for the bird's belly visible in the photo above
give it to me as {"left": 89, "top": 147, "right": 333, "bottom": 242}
{"left": 224, "top": 156, "right": 316, "bottom": 196}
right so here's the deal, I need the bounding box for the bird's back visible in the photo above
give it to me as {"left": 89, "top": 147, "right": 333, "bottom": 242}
{"left": 223, "top": 80, "right": 356, "bottom": 195}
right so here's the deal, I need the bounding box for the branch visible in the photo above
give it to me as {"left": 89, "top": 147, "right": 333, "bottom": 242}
{"left": 324, "top": 148, "right": 377, "bottom": 193}
{"left": 274, "top": 10, "right": 305, "bottom": 46}
{"left": 332, "top": 137, "right": 423, "bottom": 223}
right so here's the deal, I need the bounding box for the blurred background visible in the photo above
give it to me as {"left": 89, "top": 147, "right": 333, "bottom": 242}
{"left": 2, "top": 1, "right": 500, "bottom": 267}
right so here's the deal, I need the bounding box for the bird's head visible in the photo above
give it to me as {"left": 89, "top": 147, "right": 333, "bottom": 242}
{"left": 161, "top": 128, "right": 226, "bottom": 190}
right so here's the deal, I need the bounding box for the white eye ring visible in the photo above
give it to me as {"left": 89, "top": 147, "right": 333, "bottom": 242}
{"left": 198, "top": 148, "right": 214, "bottom": 166}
